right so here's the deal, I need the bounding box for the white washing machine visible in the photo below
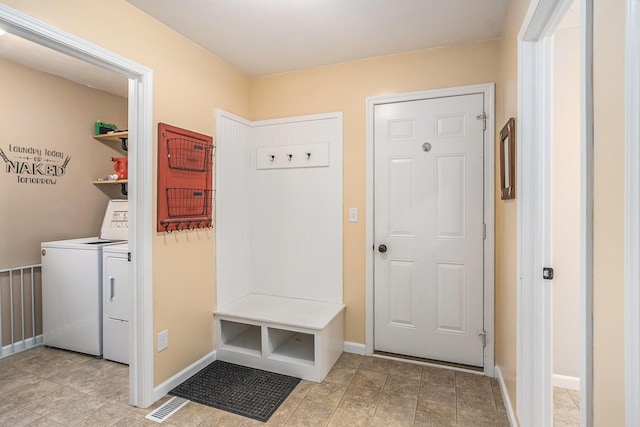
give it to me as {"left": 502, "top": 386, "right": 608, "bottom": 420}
{"left": 41, "top": 200, "right": 128, "bottom": 356}
{"left": 102, "top": 243, "right": 130, "bottom": 364}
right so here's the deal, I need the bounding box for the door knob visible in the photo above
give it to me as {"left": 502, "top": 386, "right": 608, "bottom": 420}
{"left": 378, "top": 244, "right": 388, "bottom": 253}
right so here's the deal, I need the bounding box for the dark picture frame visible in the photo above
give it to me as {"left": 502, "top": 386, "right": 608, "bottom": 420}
{"left": 499, "top": 118, "right": 516, "bottom": 200}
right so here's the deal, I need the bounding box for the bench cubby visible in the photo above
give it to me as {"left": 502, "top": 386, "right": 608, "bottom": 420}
{"left": 214, "top": 294, "right": 345, "bottom": 382}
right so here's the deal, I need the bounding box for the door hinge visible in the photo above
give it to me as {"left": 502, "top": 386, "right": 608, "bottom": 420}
{"left": 478, "top": 330, "right": 487, "bottom": 347}
{"left": 476, "top": 112, "right": 487, "bottom": 131}
{"left": 482, "top": 223, "right": 486, "bottom": 240}
{"left": 128, "top": 252, "right": 132, "bottom": 262}
{"left": 543, "top": 267, "right": 554, "bottom": 280}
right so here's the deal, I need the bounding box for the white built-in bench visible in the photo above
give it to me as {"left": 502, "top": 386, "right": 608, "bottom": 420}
{"left": 213, "top": 294, "right": 345, "bottom": 383}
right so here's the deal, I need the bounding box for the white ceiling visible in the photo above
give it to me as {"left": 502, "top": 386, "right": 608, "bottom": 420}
{"left": 0, "top": 32, "right": 128, "bottom": 97}
{"left": 126, "top": 0, "right": 511, "bottom": 77}
{"left": 0, "top": 1, "right": 512, "bottom": 96}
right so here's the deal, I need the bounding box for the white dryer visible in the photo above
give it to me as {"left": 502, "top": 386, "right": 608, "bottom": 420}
{"left": 102, "top": 243, "right": 130, "bottom": 364}
{"left": 41, "top": 200, "right": 128, "bottom": 356}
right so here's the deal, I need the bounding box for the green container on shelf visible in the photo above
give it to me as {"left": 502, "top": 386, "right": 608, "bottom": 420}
{"left": 94, "top": 121, "right": 117, "bottom": 135}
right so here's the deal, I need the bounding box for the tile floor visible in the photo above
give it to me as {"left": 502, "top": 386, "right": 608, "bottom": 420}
{"left": 553, "top": 387, "right": 580, "bottom": 426}
{"left": 0, "top": 346, "right": 513, "bottom": 426}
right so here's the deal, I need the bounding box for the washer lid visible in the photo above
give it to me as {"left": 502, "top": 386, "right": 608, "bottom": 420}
{"left": 100, "top": 199, "right": 129, "bottom": 241}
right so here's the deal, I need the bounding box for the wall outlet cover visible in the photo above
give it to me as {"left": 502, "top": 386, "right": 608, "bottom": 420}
{"left": 158, "top": 330, "right": 169, "bottom": 352}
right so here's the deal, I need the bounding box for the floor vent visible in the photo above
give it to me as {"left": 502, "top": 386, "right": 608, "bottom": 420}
{"left": 145, "top": 396, "right": 189, "bottom": 423}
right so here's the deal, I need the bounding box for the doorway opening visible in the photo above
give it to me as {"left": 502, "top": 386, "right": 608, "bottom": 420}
{"left": 0, "top": 5, "right": 154, "bottom": 408}
{"left": 517, "top": 0, "right": 593, "bottom": 425}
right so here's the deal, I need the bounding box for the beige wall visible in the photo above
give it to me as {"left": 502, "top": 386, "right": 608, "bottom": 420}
{"left": 251, "top": 41, "right": 500, "bottom": 344}
{"left": 494, "top": 0, "right": 531, "bottom": 418}
{"left": 1, "top": 0, "right": 252, "bottom": 386}
{"left": 552, "top": 26, "right": 581, "bottom": 380}
{"left": 594, "top": 0, "right": 626, "bottom": 423}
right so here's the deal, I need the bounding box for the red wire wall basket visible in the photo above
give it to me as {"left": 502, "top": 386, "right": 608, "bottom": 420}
{"left": 157, "top": 123, "right": 215, "bottom": 232}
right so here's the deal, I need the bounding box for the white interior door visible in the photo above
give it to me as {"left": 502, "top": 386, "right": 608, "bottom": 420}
{"left": 373, "top": 94, "right": 485, "bottom": 367}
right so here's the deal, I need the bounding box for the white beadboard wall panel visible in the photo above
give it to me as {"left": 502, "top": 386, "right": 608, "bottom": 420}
{"left": 251, "top": 115, "right": 343, "bottom": 304}
{"left": 215, "top": 111, "right": 254, "bottom": 308}
{"left": 215, "top": 111, "right": 343, "bottom": 307}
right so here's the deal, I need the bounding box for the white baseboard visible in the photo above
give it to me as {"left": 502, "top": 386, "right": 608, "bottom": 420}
{"left": 553, "top": 374, "right": 580, "bottom": 390}
{"left": 343, "top": 341, "right": 365, "bottom": 355}
{"left": 495, "top": 365, "right": 518, "bottom": 427}
{"left": 152, "top": 350, "right": 217, "bottom": 402}
{"left": 0, "top": 335, "right": 42, "bottom": 359}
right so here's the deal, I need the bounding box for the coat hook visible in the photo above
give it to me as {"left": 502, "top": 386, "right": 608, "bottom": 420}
{"left": 287, "top": 154, "right": 293, "bottom": 161}
{"left": 305, "top": 152, "right": 311, "bottom": 159}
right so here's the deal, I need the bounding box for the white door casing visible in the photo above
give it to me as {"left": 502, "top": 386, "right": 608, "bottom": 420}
{"left": 365, "top": 84, "right": 494, "bottom": 376}
{"left": 517, "top": 0, "right": 593, "bottom": 425}
{"left": 373, "top": 94, "right": 486, "bottom": 367}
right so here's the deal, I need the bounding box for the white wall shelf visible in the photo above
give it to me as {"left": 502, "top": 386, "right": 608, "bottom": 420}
{"left": 214, "top": 294, "right": 345, "bottom": 382}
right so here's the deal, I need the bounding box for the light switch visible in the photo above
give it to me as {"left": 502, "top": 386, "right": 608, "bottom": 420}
{"left": 349, "top": 208, "right": 358, "bottom": 223}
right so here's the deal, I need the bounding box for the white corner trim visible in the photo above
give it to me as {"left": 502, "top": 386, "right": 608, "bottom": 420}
{"left": 625, "top": 1, "right": 640, "bottom": 426}
{"left": 553, "top": 374, "right": 581, "bottom": 391}
{"left": 364, "top": 83, "right": 496, "bottom": 374}
{"left": 153, "top": 351, "right": 217, "bottom": 401}
{"left": 495, "top": 365, "right": 518, "bottom": 427}
{"left": 343, "top": 341, "right": 366, "bottom": 355}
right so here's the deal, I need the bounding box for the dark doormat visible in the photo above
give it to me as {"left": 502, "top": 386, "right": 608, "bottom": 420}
{"left": 169, "top": 361, "right": 301, "bottom": 422}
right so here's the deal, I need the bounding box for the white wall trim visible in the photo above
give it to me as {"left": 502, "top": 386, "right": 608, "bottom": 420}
{"left": 365, "top": 83, "right": 496, "bottom": 376}
{"left": 553, "top": 374, "right": 581, "bottom": 391}
{"left": 0, "top": 5, "right": 155, "bottom": 408}
{"left": 343, "top": 341, "right": 366, "bottom": 355}
{"left": 153, "top": 351, "right": 217, "bottom": 401}
{"left": 495, "top": 365, "right": 518, "bottom": 427}
{"left": 625, "top": 1, "right": 640, "bottom": 425}
{"left": 517, "top": 0, "right": 593, "bottom": 425}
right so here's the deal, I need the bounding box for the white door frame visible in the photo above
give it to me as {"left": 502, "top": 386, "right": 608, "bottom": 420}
{"left": 0, "top": 5, "right": 155, "bottom": 408}
{"left": 625, "top": 1, "right": 640, "bottom": 425}
{"left": 517, "top": 0, "right": 593, "bottom": 425}
{"left": 365, "top": 83, "right": 495, "bottom": 376}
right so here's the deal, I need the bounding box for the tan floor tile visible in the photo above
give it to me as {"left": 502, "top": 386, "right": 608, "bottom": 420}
{"left": 421, "top": 366, "right": 455, "bottom": 387}
{"left": 0, "top": 371, "right": 40, "bottom": 395}
{"left": 334, "top": 353, "right": 363, "bottom": 369}
{"left": 289, "top": 381, "right": 315, "bottom": 399}
{"left": 285, "top": 396, "right": 337, "bottom": 426}
{"left": 554, "top": 387, "right": 579, "bottom": 411}
{"left": 567, "top": 388, "right": 580, "bottom": 408}
{"left": 418, "top": 382, "right": 456, "bottom": 407}
{"left": 456, "top": 387, "right": 497, "bottom": 413}
{"left": 6, "top": 378, "right": 61, "bottom": 405}
{"left": 382, "top": 374, "right": 420, "bottom": 400}
{"left": 0, "top": 402, "right": 41, "bottom": 427}
{"left": 371, "top": 393, "right": 416, "bottom": 426}
{"left": 388, "top": 360, "right": 423, "bottom": 380}
{"left": 17, "top": 385, "right": 86, "bottom": 415}
{"left": 160, "top": 401, "right": 215, "bottom": 427}
{"left": 70, "top": 402, "right": 136, "bottom": 427}
{"left": 46, "top": 395, "right": 105, "bottom": 425}
{"left": 457, "top": 408, "right": 510, "bottom": 427}
{"left": 349, "top": 369, "right": 387, "bottom": 390}
{"left": 554, "top": 388, "right": 580, "bottom": 426}
{"left": 326, "top": 407, "right": 371, "bottom": 426}
{"left": 306, "top": 381, "right": 348, "bottom": 406}
{"left": 241, "top": 418, "right": 265, "bottom": 426}
{"left": 337, "top": 386, "right": 379, "bottom": 417}
{"left": 455, "top": 371, "right": 492, "bottom": 392}
{"left": 323, "top": 365, "right": 356, "bottom": 385}
{"left": 358, "top": 356, "right": 392, "bottom": 374}
{"left": 24, "top": 417, "right": 65, "bottom": 426}
{"left": 265, "top": 395, "right": 302, "bottom": 426}
{"left": 414, "top": 400, "right": 457, "bottom": 425}
{"left": 198, "top": 408, "right": 249, "bottom": 426}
